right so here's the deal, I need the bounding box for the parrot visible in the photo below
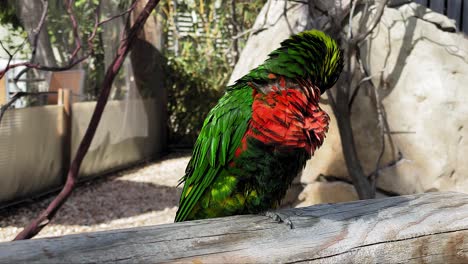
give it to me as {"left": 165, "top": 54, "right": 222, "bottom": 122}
{"left": 175, "top": 30, "right": 343, "bottom": 222}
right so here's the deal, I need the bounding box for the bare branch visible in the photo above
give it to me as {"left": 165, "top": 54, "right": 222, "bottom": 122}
{"left": 10, "top": 56, "right": 88, "bottom": 83}
{"left": 316, "top": 0, "right": 392, "bottom": 199}
{"left": 2, "top": 0, "right": 139, "bottom": 83}
{"left": 12, "top": 0, "right": 49, "bottom": 81}
{"left": 0, "top": 39, "right": 13, "bottom": 58}
{"left": 325, "top": 89, "right": 337, "bottom": 110}
{"left": 98, "top": 0, "right": 138, "bottom": 26}
{"left": 87, "top": 5, "right": 101, "bottom": 53}
{"left": 231, "top": 27, "right": 257, "bottom": 40}
{"left": 232, "top": 0, "right": 296, "bottom": 40}
{"left": 369, "top": 81, "right": 385, "bottom": 188}
{"left": 66, "top": 0, "right": 83, "bottom": 62}
{"left": 13, "top": 0, "right": 161, "bottom": 241}
{"left": 0, "top": 37, "right": 28, "bottom": 80}
{"left": 348, "top": 0, "right": 357, "bottom": 39}
{"left": 30, "top": 0, "right": 49, "bottom": 64}
{"left": 351, "top": 0, "right": 390, "bottom": 44}
{"left": 348, "top": 67, "right": 386, "bottom": 109}
{"left": 368, "top": 151, "right": 404, "bottom": 189}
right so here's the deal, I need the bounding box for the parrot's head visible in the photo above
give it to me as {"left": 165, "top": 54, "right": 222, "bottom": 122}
{"left": 292, "top": 30, "right": 343, "bottom": 92}
{"left": 237, "top": 30, "right": 344, "bottom": 95}
{"left": 269, "top": 29, "right": 343, "bottom": 94}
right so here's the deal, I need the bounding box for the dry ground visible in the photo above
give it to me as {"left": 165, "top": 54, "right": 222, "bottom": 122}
{"left": 0, "top": 152, "right": 190, "bottom": 242}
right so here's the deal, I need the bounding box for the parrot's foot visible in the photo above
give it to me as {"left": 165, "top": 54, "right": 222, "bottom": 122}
{"left": 265, "top": 211, "right": 295, "bottom": 229}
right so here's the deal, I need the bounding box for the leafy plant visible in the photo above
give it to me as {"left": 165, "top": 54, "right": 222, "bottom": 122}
{"left": 162, "top": 0, "right": 265, "bottom": 145}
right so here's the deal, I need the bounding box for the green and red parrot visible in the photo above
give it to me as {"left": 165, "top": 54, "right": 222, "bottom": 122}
{"left": 175, "top": 30, "right": 343, "bottom": 222}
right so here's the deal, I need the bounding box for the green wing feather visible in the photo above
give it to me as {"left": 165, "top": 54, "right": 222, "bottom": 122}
{"left": 175, "top": 86, "right": 253, "bottom": 222}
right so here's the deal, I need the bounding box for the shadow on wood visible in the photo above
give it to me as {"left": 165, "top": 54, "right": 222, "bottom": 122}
{"left": 0, "top": 192, "right": 467, "bottom": 263}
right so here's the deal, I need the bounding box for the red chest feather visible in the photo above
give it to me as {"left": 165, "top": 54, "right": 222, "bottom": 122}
{"left": 246, "top": 88, "right": 329, "bottom": 155}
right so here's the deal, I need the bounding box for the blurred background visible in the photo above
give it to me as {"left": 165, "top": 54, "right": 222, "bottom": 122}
{"left": 0, "top": 0, "right": 467, "bottom": 241}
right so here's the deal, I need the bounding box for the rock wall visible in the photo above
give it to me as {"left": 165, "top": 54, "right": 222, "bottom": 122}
{"left": 230, "top": 1, "right": 468, "bottom": 207}
{"left": 358, "top": 3, "right": 468, "bottom": 194}
{"left": 228, "top": 0, "right": 309, "bottom": 85}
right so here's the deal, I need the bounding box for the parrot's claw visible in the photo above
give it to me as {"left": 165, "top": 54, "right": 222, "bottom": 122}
{"left": 265, "top": 211, "right": 295, "bottom": 229}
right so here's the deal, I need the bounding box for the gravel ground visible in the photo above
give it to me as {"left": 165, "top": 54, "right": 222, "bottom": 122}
{"left": 0, "top": 152, "right": 190, "bottom": 242}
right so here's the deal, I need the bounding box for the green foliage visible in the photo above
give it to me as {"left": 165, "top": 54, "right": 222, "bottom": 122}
{"left": 162, "top": 0, "right": 265, "bottom": 145}
{"left": 166, "top": 57, "right": 223, "bottom": 145}
{"left": 0, "top": 0, "right": 22, "bottom": 29}
{"left": 0, "top": 1, "right": 29, "bottom": 59}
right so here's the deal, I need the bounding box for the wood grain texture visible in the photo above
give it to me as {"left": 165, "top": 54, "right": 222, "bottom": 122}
{"left": 0, "top": 192, "right": 467, "bottom": 263}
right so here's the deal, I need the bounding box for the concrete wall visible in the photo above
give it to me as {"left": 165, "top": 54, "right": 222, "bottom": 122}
{"left": 0, "top": 99, "right": 166, "bottom": 206}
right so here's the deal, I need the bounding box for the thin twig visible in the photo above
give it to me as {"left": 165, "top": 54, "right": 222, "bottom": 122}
{"left": 370, "top": 81, "right": 385, "bottom": 189}
{"left": 0, "top": 0, "right": 138, "bottom": 82}
{"left": 12, "top": 0, "right": 49, "bottom": 81}
{"left": 348, "top": 67, "right": 386, "bottom": 109}
{"left": 232, "top": 0, "right": 272, "bottom": 40}
{"left": 368, "top": 151, "right": 404, "bottom": 185}
{"left": 325, "top": 89, "right": 337, "bottom": 113}
{"left": 283, "top": 0, "right": 294, "bottom": 34}
{"left": 87, "top": 5, "right": 101, "bottom": 53}
{"left": 98, "top": 0, "right": 138, "bottom": 26}
{"left": 348, "top": 0, "right": 357, "bottom": 39}
{"left": 66, "top": 0, "right": 83, "bottom": 62}
{"left": 351, "top": 0, "right": 390, "bottom": 44}
{"left": 28, "top": 0, "right": 49, "bottom": 64}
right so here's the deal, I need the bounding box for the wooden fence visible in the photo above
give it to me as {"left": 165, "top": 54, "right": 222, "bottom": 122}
{"left": 0, "top": 192, "right": 467, "bottom": 263}
{"left": 415, "top": 0, "right": 468, "bottom": 34}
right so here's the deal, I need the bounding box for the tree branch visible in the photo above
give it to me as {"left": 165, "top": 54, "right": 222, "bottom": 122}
{"left": 351, "top": 0, "right": 390, "bottom": 45}
{"left": 13, "top": 0, "right": 161, "bottom": 240}
{"left": 0, "top": 0, "right": 138, "bottom": 82}
{"left": 10, "top": 0, "right": 49, "bottom": 82}
{"left": 348, "top": 67, "right": 386, "bottom": 109}
{"left": 315, "top": 0, "right": 391, "bottom": 199}
{"left": 66, "top": 0, "right": 83, "bottom": 62}
{"left": 28, "top": 0, "right": 49, "bottom": 65}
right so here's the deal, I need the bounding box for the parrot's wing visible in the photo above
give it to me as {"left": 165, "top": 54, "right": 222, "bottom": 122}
{"left": 175, "top": 86, "right": 253, "bottom": 222}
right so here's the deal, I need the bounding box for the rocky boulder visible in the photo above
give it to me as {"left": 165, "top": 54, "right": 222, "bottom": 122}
{"left": 230, "top": 0, "right": 468, "bottom": 206}
{"left": 358, "top": 3, "right": 468, "bottom": 194}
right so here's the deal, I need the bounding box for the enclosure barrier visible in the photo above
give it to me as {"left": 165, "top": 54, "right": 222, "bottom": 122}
{"left": 0, "top": 93, "right": 166, "bottom": 206}
{"left": 0, "top": 192, "right": 466, "bottom": 263}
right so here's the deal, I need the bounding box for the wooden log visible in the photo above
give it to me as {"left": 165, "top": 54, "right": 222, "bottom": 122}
{"left": 0, "top": 192, "right": 467, "bottom": 263}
